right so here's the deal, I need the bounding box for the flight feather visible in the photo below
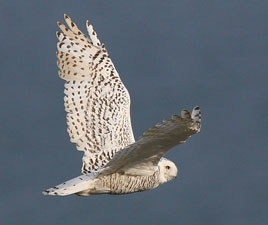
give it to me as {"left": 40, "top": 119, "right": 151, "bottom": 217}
{"left": 56, "top": 14, "right": 135, "bottom": 173}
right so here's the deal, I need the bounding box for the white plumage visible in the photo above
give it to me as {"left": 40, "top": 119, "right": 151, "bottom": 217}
{"left": 43, "top": 15, "right": 201, "bottom": 196}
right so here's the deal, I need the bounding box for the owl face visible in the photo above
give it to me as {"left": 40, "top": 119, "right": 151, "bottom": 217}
{"left": 158, "top": 158, "right": 178, "bottom": 183}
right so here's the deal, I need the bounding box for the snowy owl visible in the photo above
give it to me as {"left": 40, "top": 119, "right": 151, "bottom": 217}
{"left": 43, "top": 14, "right": 201, "bottom": 196}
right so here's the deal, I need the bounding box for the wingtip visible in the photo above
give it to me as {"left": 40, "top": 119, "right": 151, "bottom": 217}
{"left": 191, "top": 106, "right": 201, "bottom": 131}
{"left": 64, "top": 13, "right": 69, "bottom": 19}
{"left": 181, "top": 109, "right": 191, "bottom": 119}
{"left": 191, "top": 106, "right": 201, "bottom": 119}
{"left": 57, "top": 21, "right": 62, "bottom": 27}
{"left": 86, "top": 20, "right": 91, "bottom": 27}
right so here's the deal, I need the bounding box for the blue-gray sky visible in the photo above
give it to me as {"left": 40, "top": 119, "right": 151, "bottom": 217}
{"left": 1, "top": 1, "right": 268, "bottom": 225}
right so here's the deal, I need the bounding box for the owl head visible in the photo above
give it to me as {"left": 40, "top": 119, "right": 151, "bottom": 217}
{"left": 158, "top": 158, "right": 178, "bottom": 183}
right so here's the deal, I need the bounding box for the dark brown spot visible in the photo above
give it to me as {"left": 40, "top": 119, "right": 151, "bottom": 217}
{"left": 59, "top": 42, "right": 64, "bottom": 48}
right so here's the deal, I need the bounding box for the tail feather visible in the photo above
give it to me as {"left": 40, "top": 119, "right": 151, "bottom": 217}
{"left": 42, "top": 174, "right": 95, "bottom": 196}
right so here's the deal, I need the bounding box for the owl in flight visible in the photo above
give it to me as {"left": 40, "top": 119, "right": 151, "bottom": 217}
{"left": 43, "top": 15, "right": 201, "bottom": 196}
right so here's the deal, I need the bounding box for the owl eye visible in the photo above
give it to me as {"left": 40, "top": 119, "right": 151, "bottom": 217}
{"left": 165, "top": 165, "right": 171, "bottom": 170}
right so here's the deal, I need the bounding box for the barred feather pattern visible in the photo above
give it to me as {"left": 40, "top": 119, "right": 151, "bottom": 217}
{"left": 77, "top": 171, "right": 161, "bottom": 196}
{"left": 57, "top": 14, "right": 135, "bottom": 173}
{"left": 103, "top": 171, "right": 160, "bottom": 194}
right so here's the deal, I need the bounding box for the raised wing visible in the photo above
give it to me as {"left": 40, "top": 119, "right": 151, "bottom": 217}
{"left": 56, "top": 14, "right": 135, "bottom": 173}
{"left": 101, "top": 107, "right": 201, "bottom": 176}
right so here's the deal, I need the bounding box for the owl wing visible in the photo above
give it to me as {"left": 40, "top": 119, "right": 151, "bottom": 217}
{"left": 100, "top": 107, "right": 201, "bottom": 176}
{"left": 57, "top": 14, "right": 135, "bottom": 173}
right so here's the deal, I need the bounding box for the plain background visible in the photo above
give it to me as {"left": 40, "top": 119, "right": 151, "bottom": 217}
{"left": 1, "top": 1, "right": 268, "bottom": 225}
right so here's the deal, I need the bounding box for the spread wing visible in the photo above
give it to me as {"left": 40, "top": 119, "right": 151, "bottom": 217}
{"left": 56, "top": 14, "right": 135, "bottom": 173}
{"left": 101, "top": 107, "right": 201, "bottom": 176}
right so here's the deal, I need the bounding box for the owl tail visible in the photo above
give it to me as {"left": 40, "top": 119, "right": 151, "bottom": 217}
{"left": 42, "top": 174, "right": 95, "bottom": 196}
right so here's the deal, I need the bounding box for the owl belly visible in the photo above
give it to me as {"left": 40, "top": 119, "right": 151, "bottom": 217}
{"left": 76, "top": 172, "right": 160, "bottom": 196}
{"left": 105, "top": 172, "right": 160, "bottom": 194}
